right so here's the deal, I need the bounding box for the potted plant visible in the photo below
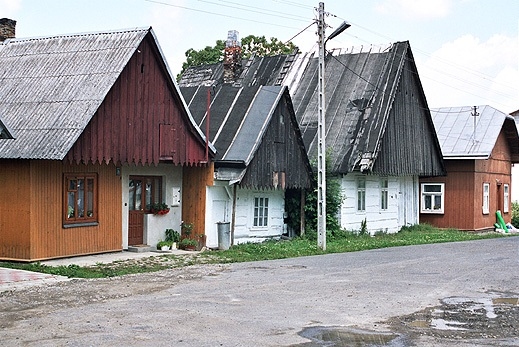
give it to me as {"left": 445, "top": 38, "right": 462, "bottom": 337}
{"left": 181, "top": 222, "right": 194, "bottom": 238}
{"left": 165, "top": 228, "right": 180, "bottom": 250}
{"left": 150, "top": 202, "right": 170, "bottom": 215}
{"left": 157, "top": 240, "right": 171, "bottom": 251}
{"left": 179, "top": 238, "right": 197, "bottom": 251}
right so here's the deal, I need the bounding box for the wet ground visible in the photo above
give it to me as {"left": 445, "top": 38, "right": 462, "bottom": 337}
{"left": 0, "top": 237, "right": 518, "bottom": 346}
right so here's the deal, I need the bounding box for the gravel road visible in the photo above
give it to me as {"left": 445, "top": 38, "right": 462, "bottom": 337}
{"left": 0, "top": 237, "right": 518, "bottom": 346}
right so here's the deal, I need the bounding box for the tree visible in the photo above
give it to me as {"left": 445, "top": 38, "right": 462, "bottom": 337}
{"left": 179, "top": 35, "right": 298, "bottom": 76}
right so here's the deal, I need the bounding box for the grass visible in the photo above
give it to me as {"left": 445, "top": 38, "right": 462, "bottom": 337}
{"left": 0, "top": 224, "right": 513, "bottom": 278}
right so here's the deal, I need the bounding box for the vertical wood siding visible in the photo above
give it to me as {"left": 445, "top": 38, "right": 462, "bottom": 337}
{"left": 0, "top": 160, "right": 31, "bottom": 260}
{"left": 0, "top": 159, "right": 121, "bottom": 261}
{"left": 66, "top": 34, "right": 207, "bottom": 166}
{"left": 420, "top": 130, "right": 512, "bottom": 230}
{"left": 240, "top": 93, "right": 312, "bottom": 189}
{"left": 181, "top": 163, "right": 213, "bottom": 238}
{"left": 372, "top": 64, "right": 445, "bottom": 176}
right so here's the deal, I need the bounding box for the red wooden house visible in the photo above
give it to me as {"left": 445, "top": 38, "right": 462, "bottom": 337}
{"left": 420, "top": 105, "right": 519, "bottom": 231}
{"left": 0, "top": 24, "right": 214, "bottom": 261}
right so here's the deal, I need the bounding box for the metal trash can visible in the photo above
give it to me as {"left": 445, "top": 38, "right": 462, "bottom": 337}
{"left": 217, "top": 222, "right": 231, "bottom": 250}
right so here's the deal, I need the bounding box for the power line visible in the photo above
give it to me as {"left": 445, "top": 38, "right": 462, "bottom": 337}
{"left": 145, "top": 0, "right": 302, "bottom": 30}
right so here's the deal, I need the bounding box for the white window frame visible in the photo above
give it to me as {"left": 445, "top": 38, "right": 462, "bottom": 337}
{"left": 357, "top": 177, "right": 366, "bottom": 212}
{"left": 503, "top": 184, "right": 509, "bottom": 213}
{"left": 253, "top": 196, "right": 269, "bottom": 228}
{"left": 380, "top": 178, "right": 388, "bottom": 211}
{"left": 420, "top": 183, "right": 444, "bottom": 214}
{"left": 482, "top": 182, "right": 490, "bottom": 215}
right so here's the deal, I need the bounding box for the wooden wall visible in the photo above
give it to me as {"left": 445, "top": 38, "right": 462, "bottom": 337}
{"left": 181, "top": 163, "right": 213, "bottom": 239}
{"left": 0, "top": 159, "right": 122, "bottom": 261}
{"left": 420, "top": 130, "right": 512, "bottom": 231}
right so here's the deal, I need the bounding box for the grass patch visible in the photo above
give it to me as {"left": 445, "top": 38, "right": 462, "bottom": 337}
{"left": 0, "top": 224, "right": 512, "bottom": 278}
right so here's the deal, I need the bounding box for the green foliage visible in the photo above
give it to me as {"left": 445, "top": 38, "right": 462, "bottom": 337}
{"left": 512, "top": 201, "right": 519, "bottom": 228}
{"left": 241, "top": 35, "right": 298, "bottom": 59}
{"left": 165, "top": 229, "right": 180, "bottom": 243}
{"left": 359, "top": 219, "right": 368, "bottom": 235}
{"left": 178, "top": 35, "right": 298, "bottom": 77}
{"left": 304, "top": 154, "right": 343, "bottom": 237}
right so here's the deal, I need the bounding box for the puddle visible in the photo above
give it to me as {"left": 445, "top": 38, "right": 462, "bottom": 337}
{"left": 292, "top": 326, "right": 404, "bottom": 347}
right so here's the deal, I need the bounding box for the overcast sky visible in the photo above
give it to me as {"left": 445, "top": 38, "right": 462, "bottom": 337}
{"left": 3, "top": 0, "right": 518, "bottom": 113}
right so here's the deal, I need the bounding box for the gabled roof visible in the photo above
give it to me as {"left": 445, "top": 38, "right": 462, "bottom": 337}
{"left": 181, "top": 84, "right": 312, "bottom": 186}
{"left": 291, "top": 41, "right": 444, "bottom": 175}
{"left": 179, "top": 41, "right": 445, "bottom": 177}
{"left": 431, "top": 105, "right": 519, "bottom": 161}
{"left": 0, "top": 27, "right": 213, "bottom": 160}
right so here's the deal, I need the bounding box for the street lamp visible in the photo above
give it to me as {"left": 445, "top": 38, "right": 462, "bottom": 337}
{"left": 317, "top": 2, "right": 350, "bottom": 250}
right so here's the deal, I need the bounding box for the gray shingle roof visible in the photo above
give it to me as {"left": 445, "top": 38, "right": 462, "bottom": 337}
{"left": 0, "top": 28, "right": 149, "bottom": 159}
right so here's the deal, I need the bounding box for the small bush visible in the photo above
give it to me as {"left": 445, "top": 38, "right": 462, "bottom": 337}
{"left": 512, "top": 202, "right": 519, "bottom": 228}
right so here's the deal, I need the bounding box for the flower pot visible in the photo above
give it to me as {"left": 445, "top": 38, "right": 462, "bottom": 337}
{"left": 160, "top": 245, "right": 170, "bottom": 251}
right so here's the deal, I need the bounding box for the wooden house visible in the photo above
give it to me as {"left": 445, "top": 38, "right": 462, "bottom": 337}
{"left": 420, "top": 105, "right": 519, "bottom": 231}
{"left": 288, "top": 41, "right": 445, "bottom": 233}
{"left": 0, "top": 26, "right": 214, "bottom": 261}
{"left": 180, "top": 84, "right": 313, "bottom": 246}
{"left": 179, "top": 39, "right": 445, "bottom": 234}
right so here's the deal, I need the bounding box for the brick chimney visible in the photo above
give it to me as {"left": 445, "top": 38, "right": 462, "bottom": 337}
{"left": 223, "top": 30, "right": 242, "bottom": 84}
{"left": 0, "top": 18, "right": 16, "bottom": 42}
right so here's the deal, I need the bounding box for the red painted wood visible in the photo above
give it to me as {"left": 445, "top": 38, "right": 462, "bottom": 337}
{"left": 66, "top": 34, "right": 208, "bottom": 166}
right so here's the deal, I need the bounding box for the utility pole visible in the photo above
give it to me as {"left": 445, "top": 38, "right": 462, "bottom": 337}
{"left": 316, "top": 2, "right": 350, "bottom": 250}
{"left": 317, "top": 2, "right": 327, "bottom": 250}
{"left": 472, "top": 106, "right": 479, "bottom": 143}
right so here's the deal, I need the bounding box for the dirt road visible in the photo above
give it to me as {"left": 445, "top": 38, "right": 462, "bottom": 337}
{"left": 0, "top": 237, "right": 518, "bottom": 346}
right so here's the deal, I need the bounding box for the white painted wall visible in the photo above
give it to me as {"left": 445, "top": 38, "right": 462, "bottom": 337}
{"left": 206, "top": 183, "right": 286, "bottom": 246}
{"left": 512, "top": 164, "right": 519, "bottom": 203}
{"left": 121, "top": 164, "right": 183, "bottom": 249}
{"left": 339, "top": 174, "right": 419, "bottom": 234}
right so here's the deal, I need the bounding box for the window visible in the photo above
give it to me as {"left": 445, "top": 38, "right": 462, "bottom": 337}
{"left": 357, "top": 177, "right": 366, "bottom": 211}
{"left": 64, "top": 174, "right": 97, "bottom": 224}
{"left": 380, "top": 178, "right": 388, "bottom": 210}
{"left": 253, "top": 197, "right": 269, "bottom": 227}
{"left": 482, "top": 183, "right": 490, "bottom": 214}
{"left": 129, "top": 176, "right": 162, "bottom": 213}
{"left": 504, "top": 184, "right": 509, "bottom": 213}
{"left": 421, "top": 183, "right": 444, "bottom": 214}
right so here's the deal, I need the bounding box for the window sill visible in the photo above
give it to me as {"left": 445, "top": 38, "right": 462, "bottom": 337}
{"left": 420, "top": 210, "right": 444, "bottom": 214}
{"left": 63, "top": 222, "right": 99, "bottom": 229}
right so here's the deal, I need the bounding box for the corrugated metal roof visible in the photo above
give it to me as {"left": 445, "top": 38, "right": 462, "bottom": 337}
{"left": 431, "top": 105, "right": 519, "bottom": 160}
{"left": 0, "top": 28, "right": 149, "bottom": 159}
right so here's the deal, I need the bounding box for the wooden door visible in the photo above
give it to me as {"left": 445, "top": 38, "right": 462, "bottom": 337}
{"left": 128, "top": 178, "right": 144, "bottom": 245}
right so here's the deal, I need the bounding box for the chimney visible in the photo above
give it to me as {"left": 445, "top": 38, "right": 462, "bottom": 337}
{"left": 223, "top": 30, "right": 242, "bottom": 84}
{"left": 0, "top": 18, "right": 16, "bottom": 42}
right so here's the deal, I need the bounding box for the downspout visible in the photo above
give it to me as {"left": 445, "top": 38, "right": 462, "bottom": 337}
{"left": 205, "top": 87, "right": 210, "bottom": 162}
{"left": 231, "top": 184, "right": 237, "bottom": 245}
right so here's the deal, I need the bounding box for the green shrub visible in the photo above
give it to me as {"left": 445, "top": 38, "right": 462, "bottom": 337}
{"left": 512, "top": 202, "right": 519, "bottom": 228}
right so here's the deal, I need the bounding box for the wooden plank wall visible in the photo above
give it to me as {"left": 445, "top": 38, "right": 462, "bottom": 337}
{"left": 420, "top": 130, "right": 513, "bottom": 230}
{"left": 0, "top": 159, "right": 122, "bottom": 261}
{"left": 181, "top": 163, "right": 213, "bottom": 238}
{"left": 0, "top": 160, "right": 31, "bottom": 260}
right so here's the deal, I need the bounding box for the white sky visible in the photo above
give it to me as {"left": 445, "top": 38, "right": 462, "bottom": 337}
{"left": 2, "top": 0, "right": 518, "bottom": 113}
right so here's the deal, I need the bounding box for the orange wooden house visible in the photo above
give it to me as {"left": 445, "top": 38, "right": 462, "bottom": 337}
{"left": 420, "top": 105, "right": 519, "bottom": 231}
{"left": 0, "top": 25, "right": 214, "bottom": 261}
